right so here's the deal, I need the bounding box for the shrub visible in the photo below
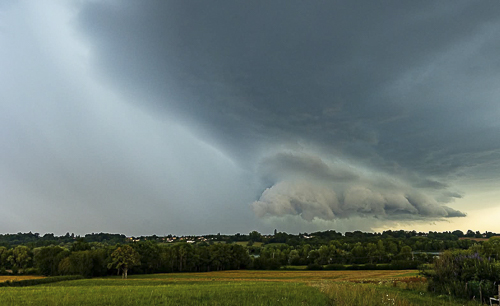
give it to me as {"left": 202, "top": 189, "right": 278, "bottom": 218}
{"left": 19, "top": 268, "right": 38, "bottom": 275}
{"left": 306, "top": 263, "right": 323, "bottom": 270}
{"left": 426, "top": 250, "right": 500, "bottom": 303}
{"left": 324, "top": 264, "right": 346, "bottom": 270}
{"left": 389, "top": 260, "right": 422, "bottom": 270}
{"left": 362, "top": 264, "right": 378, "bottom": 270}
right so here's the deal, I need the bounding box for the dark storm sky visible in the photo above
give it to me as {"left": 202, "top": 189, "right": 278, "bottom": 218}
{"left": 1, "top": 1, "right": 500, "bottom": 235}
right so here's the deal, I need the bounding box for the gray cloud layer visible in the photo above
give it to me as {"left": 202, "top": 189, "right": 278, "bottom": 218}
{"left": 2, "top": 1, "right": 500, "bottom": 234}
{"left": 252, "top": 182, "right": 465, "bottom": 222}
{"left": 252, "top": 152, "right": 465, "bottom": 221}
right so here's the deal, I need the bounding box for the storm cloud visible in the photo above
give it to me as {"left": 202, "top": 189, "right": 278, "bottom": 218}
{"left": 252, "top": 182, "right": 465, "bottom": 222}
{"left": 252, "top": 152, "right": 465, "bottom": 221}
{"left": 2, "top": 1, "right": 500, "bottom": 234}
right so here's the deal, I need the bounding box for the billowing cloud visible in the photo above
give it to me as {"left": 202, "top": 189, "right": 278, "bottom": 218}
{"left": 252, "top": 181, "right": 341, "bottom": 221}
{"left": 252, "top": 177, "right": 465, "bottom": 222}
{"left": 253, "top": 151, "right": 465, "bottom": 222}
{"left": 259, "top": 152, "right": 358, "bottom": 183}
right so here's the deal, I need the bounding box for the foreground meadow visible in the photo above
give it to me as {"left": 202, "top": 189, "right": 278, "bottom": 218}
{"left": 0, "top": 270, "right": 481, "bottom": 305}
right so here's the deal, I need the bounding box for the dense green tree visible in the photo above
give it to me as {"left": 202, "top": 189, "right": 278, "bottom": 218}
{"left": 0, "top": 246, "right": 9, "bottom": 270}
{"left": 59, "top": 249, "right": 109, "bottom": 277}
{"left": 376, "top": 240, "right": 386, "bottom": 262}
{"left": 7, "top": 245, "right": 32, "bottom": 270}
{"left": 229, "top": 244, "right": 251, "bottom": 269}
{"left": 351, "top": 243, "right": 365, "bottom": 263}
{"left": 34, "top": 246, "right": 69, "bottom": 276}
{"left": 59, "top": 251, "right": 93, "bottom": 277}
{"left": 108, "top": 245, "right": 140, "bottom": 279}
{"left": 398, "top": 245, "right": 413, "bottom": 261}
{"left": 71, "top": 239, "right": 91, "bottom": 252}
{"left": 132, "top": 241, "right": 161, "bottom": 274}
{"left": 248, "top": 231, "right": 262, "bottom": 242}
{"left": 317, "top": 245, "right": 330, "bottom": 265}
{"left": 366, "top": 243, "right": 377, "bottom": 264}
{"left": 288, "top": 250, "right": 300, "bottom": 265}
{"left": 386, "top": 241, "right": 398, "bottom": 257}
{"left": 308, "top": 249, "right": 320, "bottom": 264}
{"left": 481, "top": 237, "right": 500, "bottom": 259}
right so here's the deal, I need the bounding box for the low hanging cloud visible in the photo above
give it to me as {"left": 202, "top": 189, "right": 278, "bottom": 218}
{"left": 259, "top": 152, "right": 359, "bottom": 183}
{"left": 252, "top": 152, "right": 466, "bottom": 221}
{"left": 252, "top": 181, "right": 466, "bottom": 221}
{"left": 252, "top": 181, "right": 341, "bottom": 221}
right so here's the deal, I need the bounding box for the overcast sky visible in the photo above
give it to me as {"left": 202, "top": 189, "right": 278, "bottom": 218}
{"left": 1, "top": 1, "right": 500, "bottom": 236}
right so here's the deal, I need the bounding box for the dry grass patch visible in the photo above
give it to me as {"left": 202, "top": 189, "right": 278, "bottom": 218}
{"left": 129, "top": 270, "right": 419, "bottom": 283}
{"left": 0, "top": 276, "right": 45, "bottom": 283}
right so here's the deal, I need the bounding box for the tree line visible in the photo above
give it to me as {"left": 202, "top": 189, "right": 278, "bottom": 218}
{"left": 0, "top": 240, "right": 251, "bottom": 278}
{"left": 0, "top": 229, "right": 496, "bottom": 278}
{"left": 1, "top": 229, "right": 494, "bottom": 248}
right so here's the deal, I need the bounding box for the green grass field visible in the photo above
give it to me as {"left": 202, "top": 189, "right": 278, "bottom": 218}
{"left": 0, "top": 270, "right": 482, "bottom": 305}
{"left": 233, "top": 241, "right": 264, "bottom": 247}
{"left": 0, "top": 281, "right": 327, "bottom": 306}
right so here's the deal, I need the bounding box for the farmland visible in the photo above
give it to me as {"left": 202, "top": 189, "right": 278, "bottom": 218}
{"left": 120, "top": 269, "right": 419, "bottom": 282}
{"left": 0, "top": 270, "right": 481, "bottom": 305}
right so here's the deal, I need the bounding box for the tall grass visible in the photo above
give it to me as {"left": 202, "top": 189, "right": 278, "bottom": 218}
{"left": 318, "top": 282, "right": 411, "bottom": 306}
{"left": 317, "top": 280, "right": 481, "bottom": 306}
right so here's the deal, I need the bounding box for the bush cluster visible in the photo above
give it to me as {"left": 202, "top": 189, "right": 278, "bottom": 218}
{"left": 426, "top": 250, "right": 500, "bottom": 303}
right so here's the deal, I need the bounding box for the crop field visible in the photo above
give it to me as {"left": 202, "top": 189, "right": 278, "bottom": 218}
{"left": 122, "top": 269, "right": 419, "bottom": 282}
{"left": 0, "top": 270, "right": 481, "bottom": 306}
